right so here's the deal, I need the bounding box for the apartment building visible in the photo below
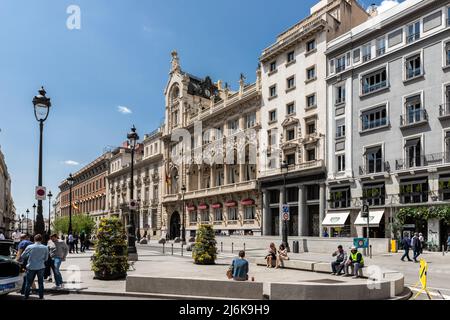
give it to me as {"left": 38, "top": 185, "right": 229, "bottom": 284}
{"left": 161, "top": 51, "right": 262, "bottom": 239}
{"left": 325, "top": 0, "right": 450, "bottom": 247}
{"left": 259, "top": 0, "right": 368, "bottom": 237}
{"left": 59, "top": 152, "right": 111, "bottom": 225}
{"left": 0, "top": 147, "right": 14, "bottom": 237}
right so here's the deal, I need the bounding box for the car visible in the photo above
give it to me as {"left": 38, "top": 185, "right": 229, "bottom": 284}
{"left": 0, "top": 240, "right": 22, "bottom": 296}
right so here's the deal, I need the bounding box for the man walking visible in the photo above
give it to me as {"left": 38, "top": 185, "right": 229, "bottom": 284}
{"left": 412, "top": 232, "right": 422, "bottom": 263}
{"left": 48, "top": 234, "right": 68, "bottom": 289}
{"left": 401, "top": 234, "right": 413, "bottom": 262}
{"left": 21, "top": 234, "right": 49, "bottom": 300}
{"left": 68, "top": 233, "right": 74, "bottom": 253}
{"left": 80, "top": 232, "right": 86, "bottom": 253}
{"left": 12, "top": 230, "right": 21, "bottom": 250}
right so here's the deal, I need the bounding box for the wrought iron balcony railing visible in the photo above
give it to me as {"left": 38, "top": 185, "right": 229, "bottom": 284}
{"left": 400, "top": 109, "right": 428, "bottom": 127}
{"left": 395, "top": 152, "right": 450, "bottom": 170}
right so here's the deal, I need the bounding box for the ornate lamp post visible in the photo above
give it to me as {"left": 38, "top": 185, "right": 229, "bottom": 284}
{"left": 32, "top": 87, "right": 52, "bottom": 235}
{"left": 281, "top": 160, "right": 290, "bottom": 251}
{"left": 181, "top": 184, "right": 186, "bottom": 244}
{"left": 67, "top": 174, "right": 75, "bottom": 235}
{"left": 20, "top": 214, "right": 24, "bottom": 233}
{"left": 127, "top": 125, "right": 139, "bottom": 261}
{"left": 32, "top": 204, "right": 36, "bottom": 235}
{"left": 47, "top": 191, "right": 53, "bottom": 235}
{"left": 25, "top": 209, "right": 30, "bottom": 235}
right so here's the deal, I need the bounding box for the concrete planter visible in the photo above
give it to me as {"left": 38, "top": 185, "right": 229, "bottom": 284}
{"left": 94, "top": 271, "right": 127, "bottom": 281}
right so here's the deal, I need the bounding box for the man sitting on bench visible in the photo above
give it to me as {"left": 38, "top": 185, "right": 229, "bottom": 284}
{"left": 344, "top": 246, "right": 364, "bottom": 279}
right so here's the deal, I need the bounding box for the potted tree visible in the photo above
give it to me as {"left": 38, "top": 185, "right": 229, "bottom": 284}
{"left": 91, "top": 217, "right": 129, "bottom": 280}
{"left": 192, "top": 224, "right": 217, "bottom": 265}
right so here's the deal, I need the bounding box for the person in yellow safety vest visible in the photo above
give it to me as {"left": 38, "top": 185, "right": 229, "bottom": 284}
{"left": 344, "top": 246, "right": 364, "bottom": 279}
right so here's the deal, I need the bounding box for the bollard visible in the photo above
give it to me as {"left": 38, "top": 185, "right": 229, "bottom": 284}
{"left": 221, "top": 242, "right": 223, "bottom": 253}
{"left": 443, "top": 245, "right": 445, "bottom": 256}
{"left": 232, "top": 242, "right": 234, "bottom": 253}
{"left": 369, "top": 245, "right": 372, "bottom": 259}
{"left": 163, "top": 243, "right": 165, "bottom": 254}
{"left": 171, "top": 243, "right": 174, "bottom": 255}
{"left": 181, "top": 244, "right": 184, "bottom": 257}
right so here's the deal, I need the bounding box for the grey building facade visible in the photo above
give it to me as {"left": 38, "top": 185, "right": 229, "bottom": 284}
{"left": 325, "top": 0, "right": 450, "bottom": 248}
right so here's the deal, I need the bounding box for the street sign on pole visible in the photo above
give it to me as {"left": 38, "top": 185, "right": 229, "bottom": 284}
{"left": 361, "top": 204, "right": 369, "bottom": 218}
{"left": 129, "top": 200, "right": 138, "bottom": 210}
{"left": 35, "top": 186, "right": 46, "bottom": 201}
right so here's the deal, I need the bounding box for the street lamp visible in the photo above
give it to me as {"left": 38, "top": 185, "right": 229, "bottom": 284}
{"left": 47, "top": 191, "right": 53, "bottom": 235}
{"left": 67, "top": 174, "right": 75, "bottom": 235}
{"left": 26, "top": 209, "right": 30, "bottom": 235}
{"left": 32, "top": 86, "right": 52, "bottom": 235}
{"left": 281, "top": 160, "right": 290, "bottom": 252}
{"left": 181, "top": 184, "right": 186, "bottom": 244}
{"left": 32, "top": 204, "right": 36, "bottom": 235}
{"left": 20, "top": 214, "right": 24, "bottom": 233}
{"left": 127, "top": 125, "right": 139, "bottom": 261}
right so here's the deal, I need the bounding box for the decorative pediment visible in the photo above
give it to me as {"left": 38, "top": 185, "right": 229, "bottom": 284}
{"left": 281, "top": 117, "right": 299, "bottom": 127}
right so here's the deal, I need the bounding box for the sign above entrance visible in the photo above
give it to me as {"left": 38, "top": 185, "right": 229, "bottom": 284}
{"left": 353, "top": 238, "right": 369, "bottom": 249}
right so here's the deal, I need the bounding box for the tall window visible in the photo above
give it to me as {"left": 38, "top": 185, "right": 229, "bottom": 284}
{"left": 361, "top": 105, "right": 387, "bottom": 131}
{"left": 336, "top": 85, "right": 345, "bottom": 104}
{"left": 329, "top": 187, "right": 351, "bottom": 208}
{"left": 246, "top": 112, "right": 256, "bottom": 128}
{"left": 353, "top": 48, "right": 361, "bottom": 63}
{"left": 269, "top": 85, "right": 277, "bottom": 97}
{"left": 287, "top": 129, "right": 295, "bottom": 141}
{"left": 189, "top": 211, "right": 198, "bottom": 223}
{"left": 365, "top": 146, "right": 383, "bottom": 173}
{"left": 306, "top": 66, "right": 316, "bottom": 80}
{"left": 446, "top": 42, "right": 450, "bottom": 66}
{"left": 335, "top": 56, "right": 346, "bottom": 73}
{"left": 287, "top": 76, "right": 295, "bottom": 89}
{"left": 270, "top": 61, "right": 277, "bottom": 72}
{"left": 336, "top": 123, "right": 345, "bottom": 138}
{"left": 376, "top": 37, "right": 386, "bottom": 56}
{"left": 361, "top": 68, "right": 387, "bottom": 94}
{"left": 306, "top": 121, "right": 316, "bottom": 135}
{"left": 337, "top": 154, "right": 345, "bottom": 172}
{"left": 286, "top": 153, "right": 296, "bottom": 165}
{"left": 268, "top": 130, "right": 277, "bottom": 148}
{"left": 228, "top": 119, "right": 239, "bottom": 135}
{"left": 306, "top": 148, "right": 316, "bottom": 161}
{"left": 287, "top": 51, "right": 295, "bottom": 63}
{"left": 406, "top": 21, "right": 420, "bottom": 43}
{"left": 214, "top": 208, "right": 223, "bottom": 221}
{"left": 362, "top": 183, "right": 385, "bottom": 206}
{"left": 287, "top": 102, "right": 295, "bottom": 115}
{"left": 200, "top": 210, "right": 210, "bottom": 222}
{"left": 306, "top": 94, "right": 316, "bottom": 108}
{"left": 405, "top": 54, "right": 422, "bottom": 79}
{"left": 404, "top": 95, "right": 424, "bottom": 125}
{"left": 362, "top": 43, "right": 371, "bottom": 62}
{"left": 400, "top": 179, "right": 428, "bottom": 203}
{"left": 405, "top": 138, "right": 422, "bottom": 168}
{"left": 269, "top": 110, "right": 277, "bottom": 122}
{"left": 244, "top": 207, "right": 255, "bottom": 220}
{"left": 306, "top": 39, "right": 316, "bottom": 52}
{"left": 227, "top": 207, "right": 238, "bottom": 221}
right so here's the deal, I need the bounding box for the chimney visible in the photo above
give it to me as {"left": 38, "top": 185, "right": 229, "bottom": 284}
{"left": 368, "top": 3, "right": 378, "bottom": 17}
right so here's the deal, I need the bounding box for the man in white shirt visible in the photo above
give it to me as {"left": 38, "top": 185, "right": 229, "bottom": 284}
{"left": 12, "top": 230, "right": 21, "bottom": 249}
{"left": 0, "top": 231, "right": 5, "bottom": 240}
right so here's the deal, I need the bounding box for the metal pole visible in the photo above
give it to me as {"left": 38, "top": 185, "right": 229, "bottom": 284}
{"left": 35, "top": 120, "right": 45, "bottom": 235}
{"left": 163, "top": 242, "right": 165, "bottom": 254}
{"left": 26, "top": 211, "right": 29, "bottom": 235}
{"left": 244, "top": 243, "right": 246, "bottom": 252}
{"left": 68, "top": 183, "right": 73, "bottom": 235}
{"left": 221, "top": 242, "right": 223, "bottom": 253}
{"left": 367, "top": 209, "right": 370, "bottom": 258}
{"left": 232, "top": 242, "right": 234, "bottom": 253}
{"left": 370, "top": 245, "right": 372, "bottom": 259}
{"left": 182, "top": 192, "right": 186, "bottom": 244}
{"left": 33, "top": 207, "right": 36, "bottom": 235}
{"left": 48, "top": 195, "right": 52, "bottom": 235}
{"left": 171, "top": 243, "right": 174, "bottom": 255}
{"left": 128, "top": 144, "right": 137, "bottom": 257}
{"left": 282, "top": 171, "right": 289, "bottom": 251}
{"left": 181, "top": 243, "right": 184, "bottom": 256}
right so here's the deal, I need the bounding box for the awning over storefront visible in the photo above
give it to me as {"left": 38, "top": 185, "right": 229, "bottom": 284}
{"left": 241, "top": 199, "right": 255, "bottom": 206}
{"left": 354, "top": 209, "right": 385, "bottom": 226}
{"left": 225, "top": 201, "right": 237, "bottom": 207}
{"left": 322, "top": 211, "right": 350, "bottom": 227}
{"left": 212, "top": 203, "right": 222, "bottom": 209}
{"left": 186, "top": 205, "right": 197, "bottom": 211}
{"left": 198, "top": 204, "right": 209, "bottom": 210}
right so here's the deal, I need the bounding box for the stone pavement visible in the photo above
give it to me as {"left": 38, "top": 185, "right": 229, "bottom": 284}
{"left": 35, "top": 242, "right": 449, "bottom": 300}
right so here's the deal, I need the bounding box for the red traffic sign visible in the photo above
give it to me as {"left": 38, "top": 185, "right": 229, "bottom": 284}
{"left": 283, "top": 212, "right": 290, "bottom": 221}
{"left": 35, "top": 186, "right": 47, "bottom": 201}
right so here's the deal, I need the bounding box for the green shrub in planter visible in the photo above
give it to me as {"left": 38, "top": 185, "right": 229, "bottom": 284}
{"left": 91, "top": 217, "right": 129, "bottom": 280}
{"left": 192, "top": 224, "right": 217, "bottom": 265}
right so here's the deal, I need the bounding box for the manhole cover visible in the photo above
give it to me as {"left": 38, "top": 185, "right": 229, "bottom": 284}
{"left": 303, "top": 279, "right": 345, "bottom": 284}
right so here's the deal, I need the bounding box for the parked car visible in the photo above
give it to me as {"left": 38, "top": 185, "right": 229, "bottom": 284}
{"left": 0, "top": 240, "right": 22, "bottom": 296}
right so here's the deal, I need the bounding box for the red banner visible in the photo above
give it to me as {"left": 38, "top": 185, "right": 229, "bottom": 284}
{"left": 198, "top": 204, "right": 209, "bottom": 210}
{"left": 241, "top": 198, "right": 255, "bottom": 206}
{"left": 212, "top": 203, "right": 222, "bottom": 209}
{"left": 224, "top": 201, "right": 237, "bottom": 207}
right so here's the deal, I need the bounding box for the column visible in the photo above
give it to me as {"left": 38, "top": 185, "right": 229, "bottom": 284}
{"left": 319, "top": 183, "right": 326, "bottom": 238}
{"left": 279, "top": 188, "right": 284, "bottom": 236}
{"left": 186, "top": 167, "right": 191, "bottom": 192}
{"left": 263, "top": 190, "right": 270, "bottom": 236}
{"left": 239, "top": 164, "right": 245, "bottom": 183}
{"left": 224, "top": 165, "right": 229, "bottom": 185}
{"left": 210, "top": 165, "right": 216, "bottom": 188}
{"left": 298, "top": 185, "right": 306, "bottom": 236}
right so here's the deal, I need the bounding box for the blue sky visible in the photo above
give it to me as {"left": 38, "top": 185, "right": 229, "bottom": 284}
{"left": 0, "top": 0, "right": 397, "bottom": 217}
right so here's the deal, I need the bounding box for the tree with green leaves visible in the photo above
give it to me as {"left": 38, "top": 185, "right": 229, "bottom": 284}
{"left": 192, "top": 224, "right": 217, "bottom": 265}
{"left": 91, "top": 217, "right": 129, "bottom": 280}
{"left": 52, "top": 214, "right": 96, "bottom": 236}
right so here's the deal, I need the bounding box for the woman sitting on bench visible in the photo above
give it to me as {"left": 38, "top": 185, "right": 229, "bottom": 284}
{"left": 276, "top": 244, "right": 289, "bottom": 268}
{"left": 265, "top": 243, "right": 277, "bottom": 268}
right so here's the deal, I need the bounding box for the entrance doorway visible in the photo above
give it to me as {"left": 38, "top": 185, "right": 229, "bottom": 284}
{"left": 271, "top": 208, "right": 279, "bottom": 236}
{"left": 308, "top": 205, "right": 319, "bottom": 236}
{"left": 169, "top": 211, "right": 181, "bottom": 240}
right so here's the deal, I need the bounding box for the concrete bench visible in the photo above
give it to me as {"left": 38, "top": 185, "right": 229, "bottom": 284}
{"left": 255, "top": 258, "right": 368, "bottom": 277}
{"left": 126, "top": 276, "right": 264, "bottom": 300}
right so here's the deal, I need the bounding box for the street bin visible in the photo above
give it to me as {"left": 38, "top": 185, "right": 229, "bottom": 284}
{"left": 391, "top": 239, "right": 398, "bottom": 253}
{"left": 292, "top": 241, "right": 299, "bottom": 253}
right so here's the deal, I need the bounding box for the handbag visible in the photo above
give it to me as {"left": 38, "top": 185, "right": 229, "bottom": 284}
{"left": 226, "top": 266, "right": 233, "bottom": 279}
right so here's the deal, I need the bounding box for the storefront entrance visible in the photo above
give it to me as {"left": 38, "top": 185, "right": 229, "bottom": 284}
{"left": 308, "top": 205, "right": 319, "bottom": 237}
{"left": 169, "top": 211, "right": 181, "bottom": 240}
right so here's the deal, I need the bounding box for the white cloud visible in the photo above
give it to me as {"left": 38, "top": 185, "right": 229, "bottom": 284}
{"left": 372, "top": 0, "right": 400, "bottom": 14}
{"left": 118, "top": 106, "right": 132, "bottom": 114}
{"left": 64, "top": 160, "right": 79, "bottom": 166}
